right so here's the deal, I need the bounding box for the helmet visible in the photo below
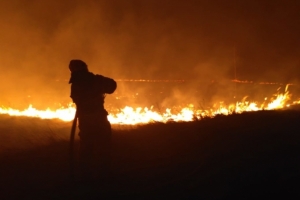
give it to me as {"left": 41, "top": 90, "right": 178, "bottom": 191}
{"left": 69, "top": 59, "right": 88, "bottom": 72}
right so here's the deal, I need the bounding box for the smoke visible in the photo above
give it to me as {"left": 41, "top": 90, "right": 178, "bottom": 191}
{"left": 0, "top": 0, "right": 299, "bottom": 108}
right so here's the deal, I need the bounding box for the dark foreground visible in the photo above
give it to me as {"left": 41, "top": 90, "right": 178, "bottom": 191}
{"left": 1, "top": 109, "right": 300, "bottom": 199}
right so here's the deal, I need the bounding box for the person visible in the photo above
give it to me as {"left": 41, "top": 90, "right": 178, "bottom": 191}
{"left": 68, "top": 59, "right": 117, "bottom": 181}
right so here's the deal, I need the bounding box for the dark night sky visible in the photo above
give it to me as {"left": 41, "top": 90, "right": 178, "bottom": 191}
{"left": 0, "top": 0, "right": 299, "bottom": 106}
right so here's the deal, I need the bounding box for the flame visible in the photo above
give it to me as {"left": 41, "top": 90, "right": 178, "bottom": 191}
{"left": 0, "top": 86, "right": 299, "bottom": 124}
{"left": 0, "top": 103, "right": 76, "bottom": 122}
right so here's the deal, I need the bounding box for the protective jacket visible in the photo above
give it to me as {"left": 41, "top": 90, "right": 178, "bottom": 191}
{"left": 69, "top": 71, "right": 116, "bottom": 134}
{"left": 69, "top": 71, "right": 116, "bottom": 115}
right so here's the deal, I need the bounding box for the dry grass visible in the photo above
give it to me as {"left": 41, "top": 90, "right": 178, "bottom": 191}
{"left": 0, "top": 110, "right": 299, "bottom": 199}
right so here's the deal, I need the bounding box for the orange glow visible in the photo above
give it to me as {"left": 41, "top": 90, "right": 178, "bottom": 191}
{"left": 0, "top": 86, "right": 299, "bottom": 124}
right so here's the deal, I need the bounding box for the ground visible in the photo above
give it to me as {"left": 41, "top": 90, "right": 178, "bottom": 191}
{"left": 0, "top": 108, "right": 299, "bottom": 199}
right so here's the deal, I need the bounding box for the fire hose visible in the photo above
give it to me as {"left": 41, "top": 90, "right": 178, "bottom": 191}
{"left": 69, "top": 110, "right": 78, "bottom": 181}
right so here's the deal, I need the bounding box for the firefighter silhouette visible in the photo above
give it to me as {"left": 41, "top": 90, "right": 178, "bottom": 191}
{"left": 69, "top": 59, "right": 117, "bottom": 181}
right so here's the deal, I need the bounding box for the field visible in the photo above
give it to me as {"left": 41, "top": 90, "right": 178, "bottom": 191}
{"left": 1, "top": 108, "right": 300, "bottom": 199}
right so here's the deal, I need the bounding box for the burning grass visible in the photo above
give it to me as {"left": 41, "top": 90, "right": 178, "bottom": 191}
{"left": 0, "top": 109, "right": 299, "bottom": 199}
{"left": 0, "top": 84, "right": 299, "bottom": 124}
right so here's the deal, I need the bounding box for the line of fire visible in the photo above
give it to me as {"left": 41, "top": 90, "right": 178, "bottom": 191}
{"left": 1, "top": 79, "right": 300, "bottom": 124}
